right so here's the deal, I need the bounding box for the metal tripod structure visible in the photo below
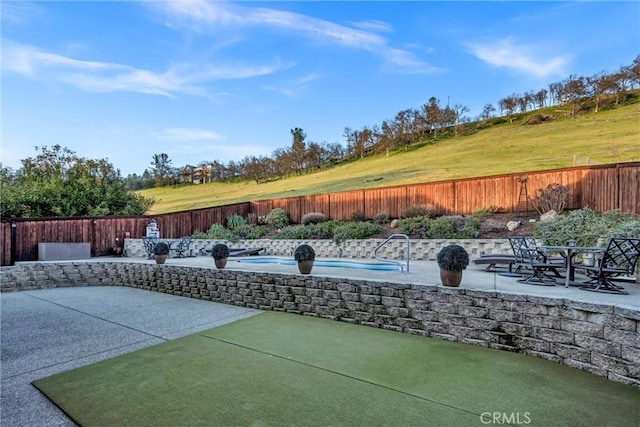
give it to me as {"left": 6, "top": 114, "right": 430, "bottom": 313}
{"left": 516, "top": 176, "right": 529, "bottom": 217}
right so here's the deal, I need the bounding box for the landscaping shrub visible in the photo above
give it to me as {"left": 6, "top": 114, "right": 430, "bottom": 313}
{"left": 226, "top": 214, "right": 246, "bottom": 230}
{"left": 301, "top": 212, "right": 326, "bottom": 225}
{"left": 397, "top": 215, "right": 480, "bottom": 239}
{"left": 396, "top": 216, "right": 431, "bottom": 238}
{"left": 194, "top": 223, "right": 238, "bottom": 242}
{"left": 530, "top": 183, "right": 568, "bottom": 215}
{"left": 311, "top": 220, "right": 343, "bottom": 238}
{"left": 428, "top": 217, "right": 455, "bottom": 238}
{"left": 265, "top": 208, "right": 290, "bottom": 229}
{"left": 350, "top": 211, "right": 366, "bottom": 222}
{"left": 439, "top": 215, "right": 480, "bottom": 239}
{"left": 332, "top": 221, "right": 382, "bottom": 244}
{"left": 234, "top": 224, "right": 269, "bottom": 240}
{"left": 533, "top": 208, "right": 639, "bottom": 246}
{"left": 401, "top": 204, "right": 438, "bottom": 219}
{"left": 373, "top": 212, "right": 390, "bottom": 225}
{"left": 273, "top": 225, "right": 315, "bottom": 240}
{"left": 472, "top": 206, "right": 497, "bottom": 218}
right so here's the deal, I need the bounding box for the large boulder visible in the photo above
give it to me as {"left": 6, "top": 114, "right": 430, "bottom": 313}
{"left": 506, "top": 220, "right": 522, "bottom": 231}
{"left": 540, "top": 210, "right": 558, "bottom": 222}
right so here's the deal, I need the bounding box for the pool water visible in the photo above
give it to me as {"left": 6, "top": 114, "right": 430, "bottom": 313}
{"left": 231, "top": 257, "right": 403, "bottom": 271}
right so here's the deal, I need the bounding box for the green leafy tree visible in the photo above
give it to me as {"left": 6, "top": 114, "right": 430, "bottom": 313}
{"left": 1, "top": 145, "right": 154, "bottom": 218}
{"left": 150, "top": 153, "right": 173, "bottom": 187}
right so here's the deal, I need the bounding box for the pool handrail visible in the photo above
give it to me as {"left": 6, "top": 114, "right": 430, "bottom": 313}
{"left": 374, "top": 233, "right": 410, "bottom": 273}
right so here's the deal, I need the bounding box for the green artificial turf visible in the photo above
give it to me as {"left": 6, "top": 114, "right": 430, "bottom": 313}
{"left": 34, "top": 312, "right": 640, "bottom": 427}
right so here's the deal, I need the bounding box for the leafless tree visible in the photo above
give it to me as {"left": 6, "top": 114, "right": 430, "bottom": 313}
{"left": 561, "top": 74, "right": 587, "bottom": 115}
{"left": 498, "top": 94, "right": 518, "bottom": 123}
{"left": 534, "top": 89, "right": 548, "bottom": 109}
{"left": 480, "top": 103, "right": 496, "bottom": 121}
{"left": 449, "top": 104, "right": 470, "bottom": 137}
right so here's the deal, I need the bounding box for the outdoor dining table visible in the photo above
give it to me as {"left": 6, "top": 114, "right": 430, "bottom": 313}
{"left": 537, "top": 244, "right": 604, "bottom": 288}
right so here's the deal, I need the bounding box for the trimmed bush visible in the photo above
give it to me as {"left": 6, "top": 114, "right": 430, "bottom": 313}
{"left": 235, "top": 224, "right": 269, "bottom": 239}
{"left": 273, "top": 225, "right": 315, "bottom": 240}
{"left": 428, "top": 217, "right": 456, "bottom": 239}
{"left": 437, "top": 244, "right": 469, "bottom": 271}
{"left": 397, "top": 215, "right": 480, "bottom": 239}
{"left": 438, "top": 215, "right": 480, "bottom": 239}
{"left": 397, "top": 216, "right": 431, "bottom": 238}
{"left": 401, "top": 204, "right": 438, "bottom": 219}
{"left": 332, "top": 221, "right": 382, "bottom": 244}
{"left": 153, "top": 241, "right": 170, "bottom": 255}
{"left": 301, "top": 212, "right": 326, "bottom": 225}
{"left": 350, "top": 211, "right": 366, "bottom": 222}
{"left": 373, "top": 212, "right": 390, "bottom": 225}
{"left": 211, "top": 243, "right": 230, "bottom": 260}
{"left": 294, "top": 244, "right": 316, "bottom": 261}
{"left": 265, "top": 208, "right": 290, "bottom": 229}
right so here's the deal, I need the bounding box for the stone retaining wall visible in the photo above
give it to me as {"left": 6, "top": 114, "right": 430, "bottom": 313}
{"left": 2, "top": 261, "right": 638, "bottom": 387}
{"left": 124, "top": 238, "right": 513, "bottom": 260}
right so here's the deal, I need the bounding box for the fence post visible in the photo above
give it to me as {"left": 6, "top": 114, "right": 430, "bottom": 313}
{"left": 10, "top": 221, "right": 17, "bottom": 266}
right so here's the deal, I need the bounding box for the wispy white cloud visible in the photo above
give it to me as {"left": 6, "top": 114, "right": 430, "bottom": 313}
{"left": 263, "top": 73, "right": 319, "bottom": 98}
{"left": 153, "top": 128, "right": 221, "bottom": 141}
{"left": 467, "top": 37, "right": 569, "bottom": 78}
{"left": 1, "top": 1, "right": 46, "bottom": 26}
{"left": 2, "top": 40, "right": 290, "bottom": 97}
{"left": 382, "top": 49, "right": 442, "bottom": 74}
{"left": 350, "top": 19, "right": 393, "bottom": 33}
{"left": 152, "top": 0, "right": 440, "bottom": 74}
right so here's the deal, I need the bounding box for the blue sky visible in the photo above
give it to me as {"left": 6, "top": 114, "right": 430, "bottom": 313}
{"left": 2, "top": 1, "right": 638, "bottom": 176}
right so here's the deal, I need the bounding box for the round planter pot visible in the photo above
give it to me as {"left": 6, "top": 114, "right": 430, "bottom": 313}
{"left": 154, "top": 254, "right": 168, "bottom": 264}
{"left": 297, "top": 260, "right": 314, "bottom": 274}
{"left": 214, "top": 258, "right": 228, "bottom": 269}
{"left": 440, "top": 269, "right": 462, "bottom": 287}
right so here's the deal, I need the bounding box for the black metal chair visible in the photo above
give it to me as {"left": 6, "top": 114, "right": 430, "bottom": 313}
{"left": 580, "top": 238, "right": 640, "bottom": 295}
{"left": 508, "top": 237, "right": 563, "bottom": 286}
{"left": 170, "top": 237, "right": 192, "bottom": 258}
{"left": 142, "top": 236, "right": 159, "bottom": 259}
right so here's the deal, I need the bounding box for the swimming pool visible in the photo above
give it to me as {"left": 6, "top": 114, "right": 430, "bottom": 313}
{"left": 230, "top": 257, "right": 403, "bottom": 271}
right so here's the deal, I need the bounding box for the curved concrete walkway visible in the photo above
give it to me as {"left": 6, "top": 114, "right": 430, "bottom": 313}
{"left": 0, "top": 287, "right": 261, "bottom": 426}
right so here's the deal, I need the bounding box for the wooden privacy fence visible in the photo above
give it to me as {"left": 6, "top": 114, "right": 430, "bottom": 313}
{"left": 2, "top": 162, "right": 638, "bottom": 265}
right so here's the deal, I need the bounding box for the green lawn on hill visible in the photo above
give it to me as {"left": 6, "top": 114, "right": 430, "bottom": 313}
{"left": 139, "top": 103, "right": 640, "bottom": 214}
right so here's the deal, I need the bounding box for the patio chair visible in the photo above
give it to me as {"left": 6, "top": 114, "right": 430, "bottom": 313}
{"left": 473, "top": 253, "right": 516, "bottom": 272}
{"left": 170, "top": 237, "right": 193, "bottom": 258}
{"left": 142, "top": 236, "right": 159, "bottom": 259}
{"left": 580, "top": 238, "right": 640, "bottom": 295}
{"left": 508, "top": 237, "right": 563, "bottom": 286}
{"left": 229, "top": 247, "right": 264, "bottom": 257}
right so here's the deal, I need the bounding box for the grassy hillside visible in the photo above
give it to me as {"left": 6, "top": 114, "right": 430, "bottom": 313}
{"left": 139, "top": 102, "right": 640, "bottom": 214}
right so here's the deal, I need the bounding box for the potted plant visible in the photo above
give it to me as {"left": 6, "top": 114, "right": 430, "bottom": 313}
{"left": 211, "top": 243, "right": 230, "bottom": 269}
{"left": 294, "top": 244, "right": 316, "bottom": 274}
{"left": 153, "top": 241, "right": 170, "bottom": 264}
{"left": 436, "top": 244, "right": 469, "bottom": 287}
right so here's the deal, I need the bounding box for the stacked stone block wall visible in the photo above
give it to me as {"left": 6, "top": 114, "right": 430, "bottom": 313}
{"left": 1, "top": 262, "right": 638, "bottom": 387}
{"left": 125, "top": 238, "right": 513, "bottom": 260}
